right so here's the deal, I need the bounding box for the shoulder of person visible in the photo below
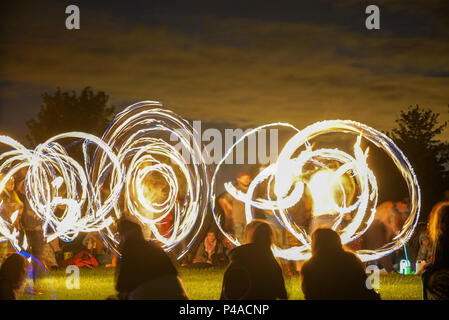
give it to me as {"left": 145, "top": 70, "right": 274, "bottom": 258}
{"left": 300, "top": 259, "right": 313, "bottom": 275}
{"left": 342, "top": 249, "right": 359, "bottom": 260}
{"left": 227, "top": 243, "right": 256, "bottom": 260}
{"left": 229, "top": 243, "right": 250, "bottom": 254}
{"left": 342, "top": 250, "right": 366, "bottom": 269}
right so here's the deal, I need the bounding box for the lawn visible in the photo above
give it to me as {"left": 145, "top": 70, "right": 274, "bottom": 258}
{"left": 18, "top": 267, "right": 423, "bottom": 300}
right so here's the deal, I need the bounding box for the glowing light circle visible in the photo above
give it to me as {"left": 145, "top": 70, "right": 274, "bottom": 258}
{"left": 1, "top": 102, "right": 209, "bottom": 260}
{"left": 97, "top": 102, "right": 210, "bottom": 259}
{"left": 0, "top": 132, "right": 124, "bottom": 250}
{"left": 211, "top": 120, "right": 420, "bottom": 262}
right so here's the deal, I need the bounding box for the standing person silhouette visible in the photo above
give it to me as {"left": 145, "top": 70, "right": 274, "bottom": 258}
{"left": 219, "top": 172, "right": 252, "bottom": 243}
{"left": 15, "top": 168, "right": 44, "bottom": 294}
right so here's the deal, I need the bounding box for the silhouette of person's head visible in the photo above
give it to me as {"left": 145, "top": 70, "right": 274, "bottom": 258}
{"left": 311, "top": 228, "right": 343, "bottom": 257}
{"left": 245, "top": 219, "right": 273, "bottom": 248}
{"left": 117, "top": 219, "right": 145, "bottom": 244}
{"left": 0, "top": 253, "right": 28, "bottom": 290}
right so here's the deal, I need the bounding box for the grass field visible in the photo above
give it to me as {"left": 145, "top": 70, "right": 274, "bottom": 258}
{"left": 18, "top": 267, "right": 423, "bottom": 300}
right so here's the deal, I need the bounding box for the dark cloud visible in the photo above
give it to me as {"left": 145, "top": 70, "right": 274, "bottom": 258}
{"left": 0, "top": 1, "right": 448, "bottom": 141}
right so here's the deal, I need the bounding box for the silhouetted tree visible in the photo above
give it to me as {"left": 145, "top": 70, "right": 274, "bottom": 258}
{"left": 26, "top": 87, "right": 115, "bottom": 146}
{"left": 386, "top": 105, "right": 449, "bottom": 220}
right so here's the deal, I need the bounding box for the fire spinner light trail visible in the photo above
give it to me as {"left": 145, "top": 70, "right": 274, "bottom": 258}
{"left": 0, "top": 132, "right": 123, "bottom": 251}
{"left": 95, "top": 102, "right": 210, "bottom": 258}
{"left": 211, "top": 120, "right": 420, "bottom": 262}
{"left": 1, "top": 105, "right": 419, "bottom": 262}
{"left": 0, "top": 102, "right": 209, "bottom": 260}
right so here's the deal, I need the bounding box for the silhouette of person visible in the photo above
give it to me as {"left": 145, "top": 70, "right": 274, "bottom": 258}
{"left": 115, "top": 219, "right": 188, "bottom": 300}
{"left": 422, "top": 202, "right": 449, "bottom": 300}
{"left": 0, "top": 174, "right": 23, "bottom": 230}
{"left": 363, "top": 200, "right": 407, "bottom": 271}
{"left": 13, "top": 168, "right": 46, "bottom": 294}
{"left": 300, "top": 227, "right": 381, "bottom": 300}
{"left": 220, "top": 219, "right": 287, "bottom": 300}
{"left": 219, "top": 172, "right": 252, "bottom": 243}
{"left": 0, "top": 253, "right": 28, "bottom": 300}
{"left": 0, "top": 174, "right": 23, "bottom": 264}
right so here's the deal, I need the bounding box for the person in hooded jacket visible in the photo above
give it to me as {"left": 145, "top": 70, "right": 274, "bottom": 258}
{"left": 220, "top": 219, "right": 287, "bottom": 300}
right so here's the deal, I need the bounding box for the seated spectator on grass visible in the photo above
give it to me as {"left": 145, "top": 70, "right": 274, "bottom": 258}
{"left": 59, "top": 250, "right": 99, "bottom": 269}
{"left": 0, "top": 253, "right": 28, "bottom": 300}
{"left": 192, "top": 231, "right": 229, "bottom": 268}
{"left": 422, "top": 202, "right": 449, "bottom": 300}
{"left": 83, "top": 232, "right": 113, "bottom": 267}
{"left": 115, "top": 219, "right": 188, "bottom": 300}
{"left": 416, "top": 228, "right": 433, "bottom": 266}
{"left": 220, "top": 219, "right": 287, "bottom": 300}
{"left": 300, "top": 227, "right": 381, "bottom": 300}
{"left": 362, "top": 201, "right": 405, "bottom": 272}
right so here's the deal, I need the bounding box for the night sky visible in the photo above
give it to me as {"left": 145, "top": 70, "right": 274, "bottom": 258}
{"left": 1, "top": 0, "right": 448, "bottom": 140}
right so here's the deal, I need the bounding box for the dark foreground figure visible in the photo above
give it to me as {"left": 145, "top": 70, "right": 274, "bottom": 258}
{"left": 422, "top": 202, "right": 449, "bottom": 300}
{"left": 221, "top": 219, "right": 287, "bottom": 300}
{"left": 115, "top": 219, "right": 188, "bottom": 300}
{"left": 0, "top": 253, "right": 28, "bottom": 300}
{"left": 300, "top": 228, "right": 381, "bottom": 300}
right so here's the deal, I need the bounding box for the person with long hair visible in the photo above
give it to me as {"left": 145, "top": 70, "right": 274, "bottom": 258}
{"left": 115, "top": 219, "right": 188, "bottom": 300}
{"left": 422, "top": 202, "right": 449, "bottom": 299}
{"left": 220, "top": 219, "right": 287, "bottom": 300}
{"left": 300, "top": 227, "right": 381, "bottom": 300}
{"left": 0, "top": 253, "right": 28, "bottom": 300}
{"left": 192, "top": 230, "right": 229, "bottom": 268}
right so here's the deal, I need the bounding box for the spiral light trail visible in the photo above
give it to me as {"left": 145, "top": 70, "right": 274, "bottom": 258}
{"left": 96, "top": 102, "right": 210, "bottom": 258}
{"left": 1, "top": 102, "right": 209, "bottom": 260}
{"left": 211, "top": 120, "right": 420, "bottom": 262}
{"left": 1, "top": 105, "right": 419, "bottom": 263}
{"left": 0, "top": 133, "right": 123, "bottom": 250}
